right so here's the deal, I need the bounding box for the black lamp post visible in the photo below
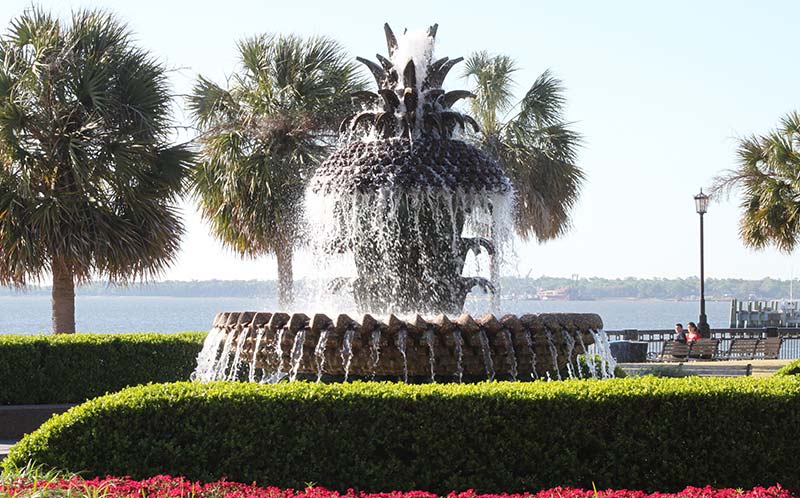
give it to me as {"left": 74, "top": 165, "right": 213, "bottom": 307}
{"left": 694, "top": 189, "right": 710, "bottom": 337}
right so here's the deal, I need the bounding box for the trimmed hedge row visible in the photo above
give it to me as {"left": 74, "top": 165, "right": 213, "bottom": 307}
{"left": 0, "top": 333, "right": 206, "bottom": 404}
{"left": 5, "top": 377, "right": 800, "bottom": 492}
{"left": 775, "top": 359, "right": 800, "bottom": 376}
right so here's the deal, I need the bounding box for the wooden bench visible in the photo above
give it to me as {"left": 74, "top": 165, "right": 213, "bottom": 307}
{"left": 652, "top": 339, "right": 720, "bottom": 362}
{"left": 655, "top": 340, "right": 690, "bottom": 362}
{"left": 674, "top": 363, "right": 752, "bottom": 377}
{"left": 724, "top": 338, "right": 759, "bottom": 360}
{"left": 754, "top": 337, "right": 783, "bottom": 359}
{"left": 687, "top": 338, "right": 719, "bottom": 360}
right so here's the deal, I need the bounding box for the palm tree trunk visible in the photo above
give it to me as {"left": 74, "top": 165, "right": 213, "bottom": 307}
{"left": 276, "top": 246, "right": 294, "bottom": 309}
{"left": 52, "top": 261, "right": 76, "bottom": 334}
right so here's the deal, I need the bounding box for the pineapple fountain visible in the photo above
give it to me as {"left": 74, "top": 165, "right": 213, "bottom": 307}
{"left": 193, "top": 24, "right": 615, "bottom": 383}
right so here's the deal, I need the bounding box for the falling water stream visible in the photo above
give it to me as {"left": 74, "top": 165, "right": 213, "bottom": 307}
{"left": 289, "top": 330, "right": 307, "bottom": 382}
{"left": 315, "top": 329, "right": 330, "bottom": 382}
{"left": 341, "top": 328, "right": 355, "bottom": 382}
{"left": 371, "top": 329, "right": 382, "bottom": 378}
{"left": 396, "top": 329, "right": 409, "bottom": 382}
{"left": 576, "top": 331, "right": 596, "bottom": 379}
{"left": 502, "top": 329, "right": 518, "bottom": 381}
{"left": 192, "top": 327, "right": 224, "bottom": 382}
{"left": 453, "top": 330, "right": 464, "bottom": 383}
{"left": 214, "top": 331, "right": 236, "bottom": 381}
{"left": 562, "top": 330, "right": 577, "bottom": 379}
{"left": 545, "top": 330, "right": 562, "bottom": 381}
{"left": 591, "top": 330, "right": 617, "bottom": 379}
{"left": 524, "top": 330, "right": 537, "bottom": 380}
{"left": 227, "top": 328, "right": 248, "bottom": 381}
{"left": 270, "top": 329, "right": 286, "bottom": 383}
{"left": 425, "top": 328, "right": 436, "bottom": 382}
{"left": 478, "top": 329, "right": 495, "bottom": 381}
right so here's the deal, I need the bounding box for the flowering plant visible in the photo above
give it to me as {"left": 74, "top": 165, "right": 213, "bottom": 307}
{"left": 0, "top": 475, "right": 795, "bottom": 498}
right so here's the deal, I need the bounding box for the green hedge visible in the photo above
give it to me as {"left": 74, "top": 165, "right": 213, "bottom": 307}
{"left": 0, "top": 333, "right": 206, "bottom": 404}
{"left": 5, "top": 378, "right": 800, "bottom": 492}
{"left": 775, "top": 359, "right": 800, "bottom": 376}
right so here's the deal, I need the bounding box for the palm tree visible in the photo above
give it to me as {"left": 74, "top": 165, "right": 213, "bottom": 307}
{"left": 188, "top": 34, "right": 364, "bottom": 308}
{"left": 0, "top": 9, "right": 192, "bottom": 334}
{"left": 461, "top": 52, "right": 584, "bottom": 241}
{"left": 713, "top": 112, "right": 800, "bottom": 252}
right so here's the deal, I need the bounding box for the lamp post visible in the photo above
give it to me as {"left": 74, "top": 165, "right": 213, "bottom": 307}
{"left": 694, "top": 189, "right": 710, "bottom": 337}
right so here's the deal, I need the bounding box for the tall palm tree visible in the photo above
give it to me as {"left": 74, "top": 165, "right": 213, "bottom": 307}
{"left": 188, "top": 34, "right": 364, "bottom": 308}
{"left": 713, "top": 112, "right": 800, "bottom": 252}
{"left": 462, "top": 52, "right": 584, "bottom": 241}
{"left": 0, "top": 9, "right": 192, "bottom": 334}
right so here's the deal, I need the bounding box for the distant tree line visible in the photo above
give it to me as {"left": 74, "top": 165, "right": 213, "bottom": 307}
{"left": 502, "top": 277, "right": 796, "bottom": 300}
{"left": 3, "top": 276, "right": 797, "bottom": 301}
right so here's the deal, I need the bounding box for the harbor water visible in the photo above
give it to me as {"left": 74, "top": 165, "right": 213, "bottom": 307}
{"left": 0, "top": 295, "right": 732, "bottom": 335}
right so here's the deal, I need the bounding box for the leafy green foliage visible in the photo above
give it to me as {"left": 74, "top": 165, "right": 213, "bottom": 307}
{"left": 6, "top": 378, "right": 800, "bottom": 492}
{"left": 462, "top": 54, "right": 583, "bottom": 241}
{"left": 187, "top": 34, "right": 365, "bottom": 306}
{"left": 0, "top": 333, "right": 205, "bottom": 404}
{"left": 0, "top": 8, "right": 192, "bottom": 286}
{"left": 713, "top": 112, "right": 800, "bottom": 252}
{"left": 775, "top": 359, "right": 800, "bottom": 376}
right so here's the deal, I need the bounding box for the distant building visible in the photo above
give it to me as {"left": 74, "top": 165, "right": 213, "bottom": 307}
{"left": 536, "top": 287, "right": 572, "bottom": 301}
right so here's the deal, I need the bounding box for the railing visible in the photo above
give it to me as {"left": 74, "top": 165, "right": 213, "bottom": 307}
{"left": 604, "top": 327, "right": 800, "bottom": 360}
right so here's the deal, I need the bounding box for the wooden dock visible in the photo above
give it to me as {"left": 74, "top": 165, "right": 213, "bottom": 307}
{"left": 730, "top": 298, "right": 800, "bottom": 328}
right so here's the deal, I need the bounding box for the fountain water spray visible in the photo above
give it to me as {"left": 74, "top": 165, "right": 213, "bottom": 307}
{"left": 192, "top": 23, "right": 617, "bottom": 383}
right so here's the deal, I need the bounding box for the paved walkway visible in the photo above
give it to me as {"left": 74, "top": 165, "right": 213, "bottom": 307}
{"left": 0, "top": 440, "right": 14, "bottom": 459}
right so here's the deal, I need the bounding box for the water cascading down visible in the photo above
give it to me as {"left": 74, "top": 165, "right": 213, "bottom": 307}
{"left": 307, "top": 23, "right": 511, "bottom": 314}
{"left": 193, "top": 23, "right": 616, "bottom": 383}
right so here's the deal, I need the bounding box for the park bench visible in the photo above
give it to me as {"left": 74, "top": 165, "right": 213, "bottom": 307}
{"left": 687, "top": 338, "right": 719, "bottom": 360}
{"left": 754, "top": 336, "right": 783, "bottom": 359}
{"left": 655, "top": 340, "right": 690, "bottom": 362}
{"left": 724, "top": 338, "right": 759, "bottom": 360}
{"left": 653, "top": 338, "right": 720, "bottom": 362}
{"left": 651, "top": 337, "right": 783, "bottom": 362}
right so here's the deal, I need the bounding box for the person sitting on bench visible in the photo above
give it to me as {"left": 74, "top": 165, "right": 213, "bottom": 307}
{"left": 674, "top": 323, "right": 687, "bottom": 343}
{"left": 685, "top": 322, "right": 701, "bottom": 343}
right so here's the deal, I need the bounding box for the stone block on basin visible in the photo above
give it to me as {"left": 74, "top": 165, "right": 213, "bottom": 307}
{"left": 608, "top": 340, "right": 648, "bottom": 363}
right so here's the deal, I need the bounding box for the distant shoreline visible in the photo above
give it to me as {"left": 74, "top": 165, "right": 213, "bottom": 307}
{"left": 0, "top": 294, "right": 741, "bottom": 303}
{"left": 2, "top": 276, "right": 794, "bottom": 302}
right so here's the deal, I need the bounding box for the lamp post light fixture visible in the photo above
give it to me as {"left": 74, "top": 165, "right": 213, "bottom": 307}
{"left": 694, "top": 189, "right": 710, "bottom": 337}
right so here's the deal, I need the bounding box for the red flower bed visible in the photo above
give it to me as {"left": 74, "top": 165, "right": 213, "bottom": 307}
{"left": 1, "top": 476, "right": 796, "bottom": 498}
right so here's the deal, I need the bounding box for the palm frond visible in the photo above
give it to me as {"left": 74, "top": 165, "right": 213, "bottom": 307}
{"left": 0, "top": 8, "right": 190, "bottom": 286}
{"left": 462, "top": 51, "right": 518, "bottom": 135}
{"left": 463, "top": 53, "right": 584, "bottom": 242}
{"left": 188, "top": 33, "right": 365, "bottom": 258}
{"left": 712, "top": 112, "right": 800, "bottom": 252}
{"left": 514, "top": 69, "right": 566, "bottom": 128}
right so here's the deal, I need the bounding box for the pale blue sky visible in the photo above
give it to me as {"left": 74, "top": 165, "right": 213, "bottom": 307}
{"left": 2, "top": 0, "right": 799, "bottom": 281}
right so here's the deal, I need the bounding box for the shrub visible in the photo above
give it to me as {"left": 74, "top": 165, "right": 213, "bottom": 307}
{"left": 0, "top": 333, "right": 206, "bottom": 404}
{"left": 775, "top": 359, "right": 800, "bottom": 376}
{"left": 0, "top": 474, "right": 795, "bottom": 498}
{"left": 5, "top": 377, "right": 800, "bottom": 493}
